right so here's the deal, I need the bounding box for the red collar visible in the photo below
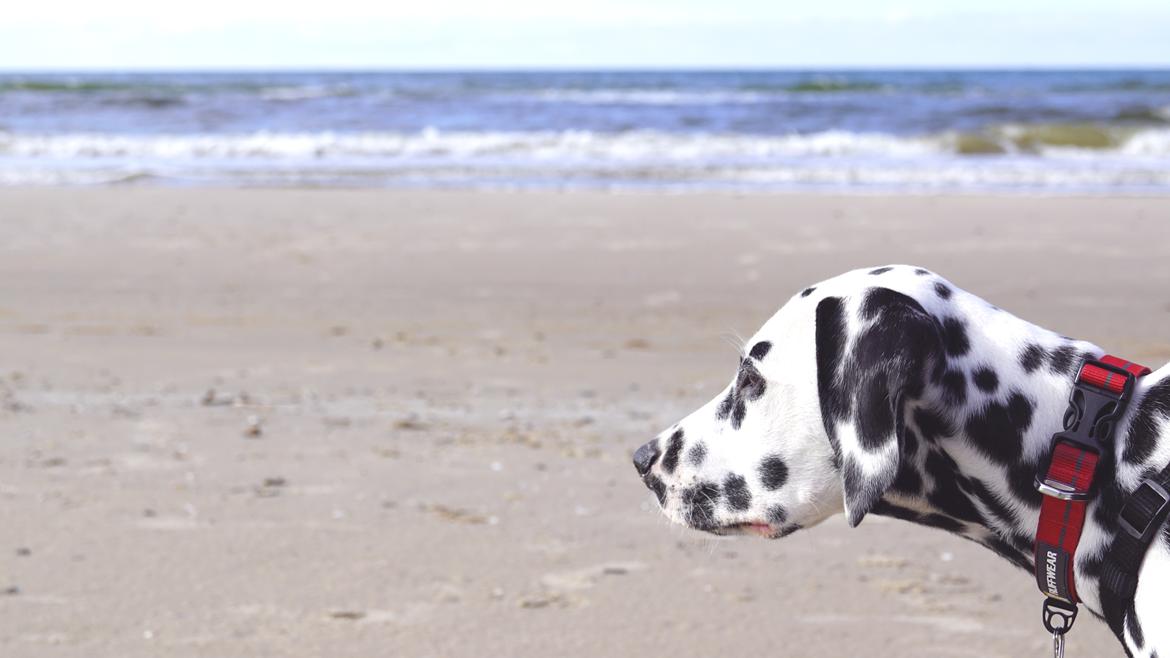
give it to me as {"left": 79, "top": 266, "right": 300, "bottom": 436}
{"left": 1033, "top": 355, "right": 1150, "bottom": 639}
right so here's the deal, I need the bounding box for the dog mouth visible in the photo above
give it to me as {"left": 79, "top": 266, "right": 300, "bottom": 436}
{"left": 704, "top": 521, "right": 801, "bottom": 539}
{"left": 715, "top": 522, "right": 776, "bottom": 537}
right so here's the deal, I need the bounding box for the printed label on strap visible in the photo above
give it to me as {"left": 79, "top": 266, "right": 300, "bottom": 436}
{"left": 1036, "top": 542, "right": 1074, "bottom": 602}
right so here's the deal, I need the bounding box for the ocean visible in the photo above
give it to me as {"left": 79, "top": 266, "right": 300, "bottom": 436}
{"left": 1, "top": 70, "right": 1168, "bottom": 192}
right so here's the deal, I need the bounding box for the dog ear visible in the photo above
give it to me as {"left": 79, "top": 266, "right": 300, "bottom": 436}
{"left": 815, "top": 289, "right": 942, "bottom": 527}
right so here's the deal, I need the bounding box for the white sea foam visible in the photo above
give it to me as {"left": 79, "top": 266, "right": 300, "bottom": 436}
{"left": 0, "top": 128, "right": 1167, "bottom": 191}
{"left": 1120, "top": 128, "right": 1170, "bottom": 157}
{"left": 0, "top": 129, "right": 949, "bottom": 160}
{"left": 3, "top": 128, "right": 1168, "bottom": 162}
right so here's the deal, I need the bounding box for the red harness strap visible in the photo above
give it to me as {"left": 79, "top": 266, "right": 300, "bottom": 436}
{"left": 1033, "top": 355, "right": 1150, "bottom": 636}
{"left": 1036, "top": 442, "right": 1100, "bottom": 601}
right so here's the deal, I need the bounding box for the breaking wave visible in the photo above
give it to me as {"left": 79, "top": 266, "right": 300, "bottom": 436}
{"left": 0, "top": 126, "right": 1167, "bottom": 192}
{"left": 4, "top": 125, "right": 1170, "bottom": 160}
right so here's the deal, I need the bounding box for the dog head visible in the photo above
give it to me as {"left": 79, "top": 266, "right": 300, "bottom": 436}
{"left": 633, "top": 267, "right": 946, "bottom": 537}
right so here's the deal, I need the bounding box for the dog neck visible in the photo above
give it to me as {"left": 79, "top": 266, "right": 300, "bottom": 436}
{"left": 877, "top": 304, "right": 1170, "bottom": 621}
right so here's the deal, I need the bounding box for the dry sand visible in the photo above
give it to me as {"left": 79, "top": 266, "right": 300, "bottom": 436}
{"left": 2, "top": 189, "right": 1169, "bottom": 657}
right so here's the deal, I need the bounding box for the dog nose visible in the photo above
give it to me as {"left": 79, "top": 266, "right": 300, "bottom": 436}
{"left": 633, "top": 441, "right": 660, "bottom": 476}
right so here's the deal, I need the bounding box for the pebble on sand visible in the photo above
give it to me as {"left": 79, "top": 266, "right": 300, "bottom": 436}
{"left": 623, "top": 338, "right": 652, "bottom": 350}
{"left": 393, "top": 415, "right": 427, "bottom": 431}
{"left": 422, "top": 503, "right": 488, "bottom": 525}
{"left": 243, "top": 415, "right": 263, "bottom": 438}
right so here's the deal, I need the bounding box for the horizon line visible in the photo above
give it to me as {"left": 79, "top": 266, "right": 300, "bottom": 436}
{"left": 2, "top": 64, "right": 1170, "bottom": 74}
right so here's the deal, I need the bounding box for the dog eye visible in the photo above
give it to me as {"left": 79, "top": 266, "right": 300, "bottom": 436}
{"left": 735, "top": 362, "right": 764, "bottom": 392}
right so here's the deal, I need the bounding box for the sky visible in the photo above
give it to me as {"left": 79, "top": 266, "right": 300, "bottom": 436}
{"left": 1, "top": 0, "right": 1168, "bottom": 70}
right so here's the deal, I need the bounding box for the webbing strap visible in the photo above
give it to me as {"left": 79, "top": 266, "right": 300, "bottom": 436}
{"left": 1035, "top": 443, "right": 1100, "bottom": 601}
{"left": 1033, "top": 355, "right": 1149, "bottom": 607}
{"left": 1083, "top": 355, "right": 1150, "bottom": 393}
{"left": 1101, "top": 467, "right": 1170, "bottom": 636}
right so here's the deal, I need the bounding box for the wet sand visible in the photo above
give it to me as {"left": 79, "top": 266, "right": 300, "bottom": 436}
{"left": 3, "top": 189, "right": 1168, "bottom": 657}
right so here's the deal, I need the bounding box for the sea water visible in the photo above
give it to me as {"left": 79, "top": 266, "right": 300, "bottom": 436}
{"left": 0, "top": 70, "right": 1167, "bottom": 191}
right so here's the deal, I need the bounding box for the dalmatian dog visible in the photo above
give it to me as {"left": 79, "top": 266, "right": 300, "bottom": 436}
{"left": 632, "top": 265, "right": 1170, "bottom": 657}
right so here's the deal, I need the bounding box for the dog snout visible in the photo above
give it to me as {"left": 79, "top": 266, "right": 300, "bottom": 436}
{"left": 632, "top": 440, "right": 660, "bottom": 476}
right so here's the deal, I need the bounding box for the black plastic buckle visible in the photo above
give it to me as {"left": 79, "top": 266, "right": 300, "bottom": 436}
{"left": 1035, "top": 359, "right": 1136, "bottom": 500}
{"left": 1042, "top": 597, "right": 1078, "bottom": 635}
{"left": 1119, "top": 479, "right": 1170, "bottom": 541}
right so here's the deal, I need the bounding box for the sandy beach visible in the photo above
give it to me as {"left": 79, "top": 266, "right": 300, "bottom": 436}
{"left": 2, "top": 189, "right": 1169, "bottom": 657}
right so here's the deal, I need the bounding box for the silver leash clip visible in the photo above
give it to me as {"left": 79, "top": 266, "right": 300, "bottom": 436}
{"left": 1052, "top": 630, "right": 1065, "bottom": 658}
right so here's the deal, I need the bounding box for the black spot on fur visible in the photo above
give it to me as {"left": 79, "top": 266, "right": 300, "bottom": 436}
{"left": 973, "top": 366, "right": 999, "bottom": 393}
{"left": 919, "top": 513, "right": 966, "bottom": 534}
{"left": 925, "top": 450, "right": 984, "bottom": 524}
{"left": 1020, "top": 344, "right": 1048, "bottom": 373}
{"left": 800, "top": 286, "right": 816, "bottom": 298}
{"left": 938, "top": 317, "right": 970, "bottom": 357}
{"left": 759, "top": 456, "right": 789, "bottom": 490}
{"left": 1091, "top": 450, "right": 1125, "bottom": 532}
{"left": 914, "top": 268, "right": 931, "bottom": 276}
{"left": 891, "top": 428, "right": 923, "bottom": 494}
{"left": 889, "top": 440, "right": 926, "bottom": 491}
{"left": 869, "top": 266, "right": 893, "bottom": 275}
{"left": 1008, "top": 531, "right": 1035, "bottom": 553}
{"left": 1081, "top": 550, "right": 1106, "bottom": 580}
{"left": 723, "top": 474, "right": 752, "bottom": 511}
{"left": 940, "top": 369, "right": 967, "bottom": 406}
{"left": 748, "top": 341, "right": 772, "bottom": 361}
{"left": 731, "top": 400, "right": 747, "bottom": 430}
{"left": 682, "top": 481, "right": 721, "bottom": 529}
{"left": 815, "top": 297, "right": 849, "bottom": 458}
{"left": 1124, "top": 378, "right": 1170, "bottom": 464}
{"left": 766, "top": 505, "right": 788, "bottom": 525}
{"left": 646, "top": 475, "right": 667, "bottom": 505}
{"left": 901, "top": 426, "right": 920, "bottom": 456}
{"left": 1007, "top": 461, "right": 1043, "bottom": 508}
{"left": 892, "top": 454, "right": 923, "bottom": 495}
{"left": 687, "top": 442, "right": 707, "bottom": 468}
{"left": 913, "top": 406, "right": 955, "bottom": 441}
{"left": 984, "top": 534, "right": 1033, "bottom": 571}
{"left": 964, "top": 392, "right": 1034, "bottom": 466}
{"left": 872, "top": 500, "right": 923, "bottom": 523}
{"left": 1048, "top": 344, "right": 1079, "bottom": 376}
{"left": 716, "top": 391, "right": 735, "bottom": 420}
{"left": 934, "top": 282, "right": 952, "bottom": 300}
{"left": 661, "top": 430, "right": 684, "bottom": 474}
{"left": 965, "top": 478, "right": 1019, "bottom": 529}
